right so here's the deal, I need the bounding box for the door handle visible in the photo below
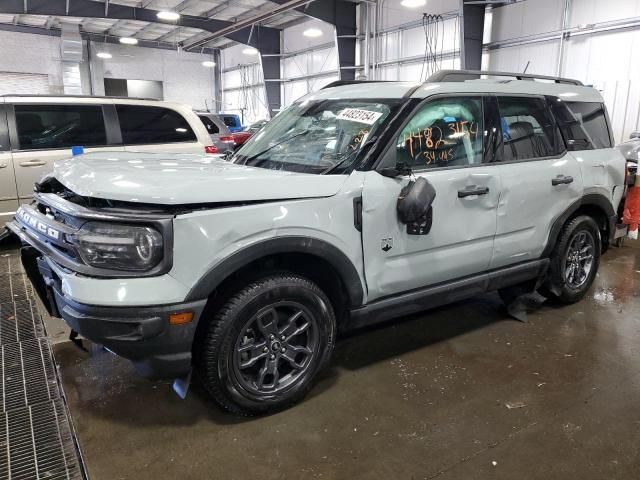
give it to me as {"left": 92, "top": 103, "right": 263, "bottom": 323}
{"left": 19, "top": 160, "right": 46, "bottom": 167}
{"left": 552, "top": 175, "right": 574, "bottom": 186}
{"left": 458, "top": 185, "right": 490, "bottom": 198}
{"left": 593, "top": 163, "right": 606, "bottom": 168}
{"left": 0, "top": 162, "right": 7, "bottom": 169}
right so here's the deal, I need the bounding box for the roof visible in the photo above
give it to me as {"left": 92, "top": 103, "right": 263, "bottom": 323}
{"left": 311, "top": 76, "right": 603, "bottom": 104}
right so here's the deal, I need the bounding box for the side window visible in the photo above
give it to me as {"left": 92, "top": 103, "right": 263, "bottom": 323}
{"left": 14, "top": 104, "right": 107, "bottom": 150}
{"left": 556, "top": 101, "right": 612, "bottom": 149}
{"left": 116, "top": 105, "right": 197, "bottom": 145}
{"left": 199, "top": 115, "right": 219, "bottom": 134}
{"left": 221, "top": 115, "right": 238, "bottom": 128}
{"left": 396, "top": 97, "right": 484, "bottom": 169}
{"left": 497, "top": 96, "right": 561, "bottom": 161}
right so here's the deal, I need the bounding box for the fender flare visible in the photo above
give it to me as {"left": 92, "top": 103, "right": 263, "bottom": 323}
{"left": 542, "top": 193, "right": 616, "bottom": 257}
{"left": 184, "top": 236, "right": 365, "bottom": 307}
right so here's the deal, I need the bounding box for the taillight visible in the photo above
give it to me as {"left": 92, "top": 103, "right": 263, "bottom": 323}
{"left": 219, "top": 136, "right": 235, "bottom": 143}
{"left": 205, "top": 145, "right": 219, "bottom": 154}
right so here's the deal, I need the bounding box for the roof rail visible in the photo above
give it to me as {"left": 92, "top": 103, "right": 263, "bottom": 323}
{"left": 426, "top": 70, "right": 583, "bottom": 86}
{"left": 321, "top": 80, "right": 398, "bottom": 90}
{"left": 0, "top": 94, "right": 159, "bottom": 101}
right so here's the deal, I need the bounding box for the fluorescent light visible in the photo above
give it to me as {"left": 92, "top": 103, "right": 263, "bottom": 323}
{"left": 303, "top": 28, "right": 323, "bottom": 38}
{"left": 400, "top": 0, "right": 426, "bottom": 7}
{"left": 119, "top": 37, "right": 138, "bottom": 45}
{"left": 202, "top": 60, "right": 216, "bottom": 67}
{"left": 96, "top": 52, "right": 112, "bottom": 59}
{"left": 243, "top": 47, "right": 259, "bottom": 55}
{"left": 157, "top": 11, "right": 180, "bottom": 21}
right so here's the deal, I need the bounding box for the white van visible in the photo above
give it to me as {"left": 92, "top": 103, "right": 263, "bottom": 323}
{"left": 0, "top": 96, "right": 215, "bottom": 225}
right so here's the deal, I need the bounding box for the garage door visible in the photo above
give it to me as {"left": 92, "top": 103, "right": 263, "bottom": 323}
{"left": 0, "top": 72, "right": 51, "bottom": 95}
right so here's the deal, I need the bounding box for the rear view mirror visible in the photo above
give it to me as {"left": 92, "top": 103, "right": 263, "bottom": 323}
{"left": 631, "top": 132, "right": 640, "bottom": 139}
{"left": 397, "top": 177, "right": 436, "bottom": 235}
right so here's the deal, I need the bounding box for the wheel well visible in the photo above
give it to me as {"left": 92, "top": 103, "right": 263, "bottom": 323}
{"left": 570, "top": 203, "right": 610, "bottom": 250}
{"left": 197, "top": 252, "right": 351, "bottom": 330}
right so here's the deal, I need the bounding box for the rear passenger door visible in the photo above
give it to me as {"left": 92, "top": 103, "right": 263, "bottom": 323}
{"left": 116, "top": 105, "right": 202, "bottom": 154}
{"left": 9, "top": 103, "right": 117, "bottom": 202}
{"left": 489, "top": 95, "right": 583, "bottom": 269}
{"left": 0, "top": 104, "right": 18, "bottom": 225}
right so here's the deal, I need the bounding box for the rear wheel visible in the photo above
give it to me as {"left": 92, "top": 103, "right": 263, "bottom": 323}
{"left": 196, "top": 274, "right": 336, "bottom": 416}
{"left": 540, "top": 215, "right": 600, "bottom": 304}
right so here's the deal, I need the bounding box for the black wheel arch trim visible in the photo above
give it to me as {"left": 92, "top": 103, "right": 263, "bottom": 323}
{"left": 542, "top": 193, "right": 616, "bottom": 258}
{"left": 185, "top": 236, "right": 365, "bottom": 308}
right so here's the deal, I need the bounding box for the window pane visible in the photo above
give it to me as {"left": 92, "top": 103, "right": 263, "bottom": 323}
{"left": 221, "top": 115, "right": 238, "bottom": 128}
{"left": 550, "top": 99, "right": 592, "bottom": 151}
{"left": 498, "top": 97, "right": 559, "bottom": 161}
{"left": 198, "top": 115, "right": 219, "bottom": 134}
{"left": 15, "top": 105, "right": 106, "bottom": 150}
{"left": 565, "top": 102, "right": 612, "bottom": 149}
{"left": 116, "top": 105, "right": 197, "bottom": 145}
{"left": 396, "top": 97, "right": 484, "bottom": 169}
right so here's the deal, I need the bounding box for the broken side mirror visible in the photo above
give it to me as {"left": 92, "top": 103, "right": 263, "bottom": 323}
{"left": 380, "top": 161, "right": 412, "bottom": 178}
{"left": 397, "top": 177, "right": 436, "bottom": 235}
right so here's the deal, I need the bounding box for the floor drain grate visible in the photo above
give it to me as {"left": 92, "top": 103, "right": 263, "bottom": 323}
{"left": 0, "top": 301, "right": 45, "bottom": 346}
{"left": 0, "top": 274, "right": 34, "bottom": 306}
{"left": 0, "top": 398, "right": 84, "bottom": 480}
{"left": 1, "top": 338, "right": 60, "bottom": 413}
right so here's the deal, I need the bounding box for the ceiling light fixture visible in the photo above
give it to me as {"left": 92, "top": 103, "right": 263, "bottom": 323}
{"left": 202, "top": 60, "right": 216, "bottom": 67}
{"left": 243, "top": 47, "right": 259, "bottom": 55}
{"left": 119, "top": 37, "right": 138, "bottom": 45}
{"left": 400, "top": 0, "right": 426, "bottom": 8}
{"left": 303, "top": 28, "right": 323, "bottom": 38}
{"left": 157, "top": 11, "right": 180, "bottom": 21}
{"left": 96, "top": 52, "right": 112, "bottom": 59}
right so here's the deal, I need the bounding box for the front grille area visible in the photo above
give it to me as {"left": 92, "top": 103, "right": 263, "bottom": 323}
{"left": 0, "top": 252, "right": 86, "bottom": 480}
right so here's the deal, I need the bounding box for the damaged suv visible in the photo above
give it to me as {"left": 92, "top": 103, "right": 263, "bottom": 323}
{"left": 8, "top": 70, "right": 625, "bottom": 415}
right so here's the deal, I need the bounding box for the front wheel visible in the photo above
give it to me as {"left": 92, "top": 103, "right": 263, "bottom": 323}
{"left": 196, "top": 274, "right": 336, "bottom": 416}
{"left": 540, "top": 215, "right": 601, "bottom": 304}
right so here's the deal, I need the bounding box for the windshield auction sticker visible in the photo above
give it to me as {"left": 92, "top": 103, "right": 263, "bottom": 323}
{"left": 337, "top": 108, "right": 383, "bottom": 125}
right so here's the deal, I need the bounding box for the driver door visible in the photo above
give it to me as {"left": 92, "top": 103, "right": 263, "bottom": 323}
{"left": 361, "top": 95, "right": 501, "bottom": 302}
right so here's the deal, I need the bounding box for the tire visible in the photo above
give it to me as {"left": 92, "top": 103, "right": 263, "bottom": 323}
{"left": 196, "top": 274, "right": 336, "bottom": 416}
{"left": 540, "top": 215, "right": 601, "bottom": 304}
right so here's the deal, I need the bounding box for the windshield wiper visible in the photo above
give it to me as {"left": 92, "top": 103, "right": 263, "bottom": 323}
{"left": 239, "top": 129, "right": 310, "bottom": 165}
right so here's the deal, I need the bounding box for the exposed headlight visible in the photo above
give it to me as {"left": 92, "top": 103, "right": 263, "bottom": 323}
{"left": 71, "top": 222, "right": 163, "bottom": 271}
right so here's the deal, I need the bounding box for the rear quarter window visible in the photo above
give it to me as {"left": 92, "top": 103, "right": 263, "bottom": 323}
{"left": 116, "top": 105, "right": 197, "bottom": 145}
{"left": 552, "top": 101, "right": 613, "bottom": 150}
{"left": 198, "top": 115, "right": 220, "bottom": 134}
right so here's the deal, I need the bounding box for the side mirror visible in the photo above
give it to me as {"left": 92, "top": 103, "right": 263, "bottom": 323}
{"left": 631, "top": 132, "right": 640, "bottom": 139}
{"left": 380, "top": 161, "right": 412, "bottom": 178}
{"left": 397, "top": 177, "right": 437, "bottom": 235}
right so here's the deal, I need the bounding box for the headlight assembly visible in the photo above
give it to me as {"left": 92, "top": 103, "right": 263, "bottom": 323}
{"left": 70, "top": 222, "right": 163, "bottom": 271}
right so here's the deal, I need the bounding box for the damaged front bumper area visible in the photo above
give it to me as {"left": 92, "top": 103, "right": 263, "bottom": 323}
{"left": 7, "top": 194, "right": 206, "bottom": 379}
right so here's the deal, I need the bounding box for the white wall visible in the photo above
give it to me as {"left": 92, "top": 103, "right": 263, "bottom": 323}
{"left": 484, "top": 0, "right": 640, "bottom": 143}
{"left": 281, "top": 18, "right": 339, "bottom": 107}
{"left": 90, "top": 42, "right": 216, "bottom": 110}
{"left": 0, "top": 30, "right": 64, "bottom": 93}
{"left": 367, "top": 0, "right": 462, "bottom": 82}
{"left": 221, "top": 43, "right": 269, "bottom": 123}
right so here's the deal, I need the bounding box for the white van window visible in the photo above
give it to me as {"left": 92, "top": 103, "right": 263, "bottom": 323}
{"left": 15, "top": 105, "right": 107, "bottom": 150}
{"left": 116, "top": 105, "right": 197, "bottom": 145}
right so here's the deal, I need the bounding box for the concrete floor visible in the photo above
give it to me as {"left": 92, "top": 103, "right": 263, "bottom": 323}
{"left": 45, "top": 241, "right": 640, "bottom": 479}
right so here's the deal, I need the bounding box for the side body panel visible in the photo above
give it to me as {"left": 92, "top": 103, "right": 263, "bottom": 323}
{"left": 491, "top": 154, "right": 584, "bottom": 268}
{"left": 361, "top": 169, "right": 500, "bottom": 302}
{"left": 575, "top": 148, "right": 626, "bottom": 211}
{"left": 0, "top": 103, "right": 18, "bottom": 225}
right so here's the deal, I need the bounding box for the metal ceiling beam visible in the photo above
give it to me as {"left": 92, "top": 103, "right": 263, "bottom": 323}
{"left": 0, "top": 0, "right": 282, "bottom": 46}
{"left": 0, "top": 21, "right": 217, "bottom": 54}
{"left": 184, "top": 0, "right": 313, "bottom": 50}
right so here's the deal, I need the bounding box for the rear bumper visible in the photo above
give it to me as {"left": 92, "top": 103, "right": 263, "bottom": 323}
{"left": 22, "top": 248, "right": 207, "bottom": 379}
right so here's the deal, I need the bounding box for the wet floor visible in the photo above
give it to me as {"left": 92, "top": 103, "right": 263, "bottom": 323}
{"left": 48, "top": 242, "right": 640, "bottom": 479}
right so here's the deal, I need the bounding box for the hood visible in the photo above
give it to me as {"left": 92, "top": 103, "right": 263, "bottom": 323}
{"left": 53, "top": 152, "right": 349, "bottom": 205}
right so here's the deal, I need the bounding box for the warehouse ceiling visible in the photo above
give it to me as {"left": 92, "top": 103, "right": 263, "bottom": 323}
{"left": 0, "top": 0, "right": 312, "bottom": 50}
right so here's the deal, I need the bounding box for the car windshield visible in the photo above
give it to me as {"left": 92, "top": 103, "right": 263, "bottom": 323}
{"left": 233, "top": 99, "right": 399, "bottom": 174}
